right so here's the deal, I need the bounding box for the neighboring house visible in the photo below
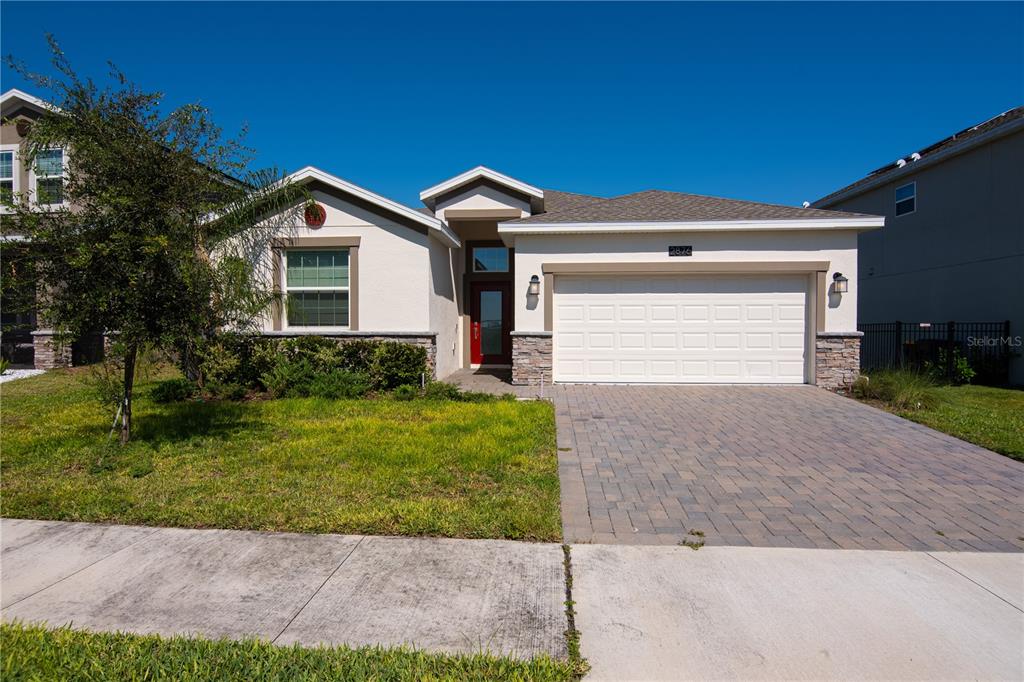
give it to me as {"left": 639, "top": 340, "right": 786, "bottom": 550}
{"left": 812, "top": 106, "right": 1024, "bottom": 384}
{"left": 257, "top": 165, "right": 883, "bottom": 390}
{"left": 0, "top": 89, "right": 81, "bottom": 368}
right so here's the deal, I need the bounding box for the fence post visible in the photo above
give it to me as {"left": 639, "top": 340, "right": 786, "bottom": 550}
{"left": 946, "top": 320, "right": 956, "bottom": 380}
{"left": 895, "top": 320, "right": 903, "bottom": 369}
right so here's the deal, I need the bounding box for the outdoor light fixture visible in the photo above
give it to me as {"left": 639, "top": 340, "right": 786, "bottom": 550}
{"left": 528, "top": 275, "right": 541, "bottom": 296}
{"left": 833, "top": 272, "right": 849, "bottom": 294}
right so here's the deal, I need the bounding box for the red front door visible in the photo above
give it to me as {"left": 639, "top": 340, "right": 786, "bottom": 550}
{"left": 470, "top": 282, "right": 512, "bottom": 365}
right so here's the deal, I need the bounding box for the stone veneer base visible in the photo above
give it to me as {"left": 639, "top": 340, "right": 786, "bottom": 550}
{"left": 31, "top": 331, "right": 72, "bottom": 370}
{"left": 262, "top": 331, "right": 438, "bottom": 379}
{"left": 511, "top": 332, "right": 553, "bottom": 386}
{"left": 815, "top": 331, "right": 862, "bottom": 392}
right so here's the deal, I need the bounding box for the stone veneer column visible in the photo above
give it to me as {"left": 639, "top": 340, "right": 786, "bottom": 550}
{"left": 31, "top": 330, "right": 72, "bottom": 370}
{"left": 815, "top": 331, "right": 862, "bottom": 392}
{"left": 511, "top": 331, "right": 553, "bottom": 386}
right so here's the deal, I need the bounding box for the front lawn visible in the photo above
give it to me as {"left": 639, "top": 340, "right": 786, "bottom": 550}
{"left": 895, "top": 384, "right": 1024, "bottom": 461}
{"left": 0, "top": 622, "right": 580, "bottom": 681}
{"left": 0, "top": 369, "right": 560, "bottom": 541}
{"left": 855, "top": 373, "right": 1024, "bottom": 461}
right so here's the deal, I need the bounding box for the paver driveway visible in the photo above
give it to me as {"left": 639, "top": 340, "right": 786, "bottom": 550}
{"left": 555, "top": 385, "right": 1023, "bottom": 551}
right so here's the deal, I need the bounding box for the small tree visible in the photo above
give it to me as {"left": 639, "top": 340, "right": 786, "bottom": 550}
{"left": 3, "top": 37, "right": 306, "bottom": 442}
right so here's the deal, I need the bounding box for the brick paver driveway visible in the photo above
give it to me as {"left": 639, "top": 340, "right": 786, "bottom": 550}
{"left": 555, "top": 385, "right": 1023, "bottom": 551}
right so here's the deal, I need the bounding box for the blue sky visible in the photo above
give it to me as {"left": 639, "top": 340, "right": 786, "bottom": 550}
{"left": 2, "top": 2, "right": 1021, "bottom": 208}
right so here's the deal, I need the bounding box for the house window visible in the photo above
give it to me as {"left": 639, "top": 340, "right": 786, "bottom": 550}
{"left": 0, "top": 145, "right": 20, "bottom": 206}
{"left": 34, "top": 149, "right": 65, "bottom": 206}
{"left": 472, "top": 246, "right": 509, "bottom": 272}
{"left": 895, "top": 182, "right": 915, "bottom": 217}
{"left": 283, "top": 249, "right": 349, "bottom": 327}
{"left": 0, "top": 149, "right": 14, "bottom": 204}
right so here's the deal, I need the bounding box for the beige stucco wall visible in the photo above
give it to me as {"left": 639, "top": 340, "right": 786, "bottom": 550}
{"left": 434, "top": 185, "right": 530, "bottom": 221}
{"left": 428, "top": 232, "right": 460, "bottom": 378}
{"left": 258, "top": 188, "right": 433, "bottom": 333}
{"left": 822, "top": 129, "right": 1023, "bottom": 383}
{"left": 510, "top": 229, "right": 861, "bottom": 333}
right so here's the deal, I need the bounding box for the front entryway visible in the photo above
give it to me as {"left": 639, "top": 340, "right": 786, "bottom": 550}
{"left": 470, "top": 282, "right": 512, "bottom": 365}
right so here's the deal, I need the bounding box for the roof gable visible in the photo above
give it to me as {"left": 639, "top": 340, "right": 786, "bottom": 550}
{"left": 284, "top": 167, "right": 460, "bottom": 247}
{"left": 420, "top": 166, "right": 544, "bottom": 211}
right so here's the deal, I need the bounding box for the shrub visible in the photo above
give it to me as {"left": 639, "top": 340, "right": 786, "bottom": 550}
{"left": 150, "top": 378, "right": 196, "bottom": 403}
{"left": 308, "top": 370, "right": 371, "bottom": 399}
{"left": 853, "top": 370, "right": 939, "bottom": 411}
{"left": 458, "top": 390, "right": 499, "bottom": 403}
{"left": 196, "top": 340, "right": 240, "bottom": 387}
{"left": 261, "top": 357, "right": 316, "bottom": 398}
{"left": 391, "top": 384, "right": 420, "bottom": 401}
{"left": 925, "top": 348, "right": 977, "bottom": 386}
{"left": 424, "top": 381, "right": 462, "bottom": 401}
{"left": 370, "top": 342, "right": 428, "bottom": 390}
{"left": 205, "top": 382, "right": 248, "bottom": 401}
{"left": 0, "top": 357, "right": 9, "bottom": 375}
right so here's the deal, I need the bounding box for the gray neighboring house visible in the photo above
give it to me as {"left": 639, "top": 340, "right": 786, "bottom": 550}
{"left": 813, "top": 106, "right": 1024, "bottom": 385}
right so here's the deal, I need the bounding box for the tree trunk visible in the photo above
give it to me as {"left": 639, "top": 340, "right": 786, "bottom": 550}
{"left": 120, "top": 344, "right": 138, "bottom": 444}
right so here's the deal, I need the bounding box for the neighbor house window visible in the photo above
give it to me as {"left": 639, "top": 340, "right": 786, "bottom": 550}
{"left": 895, "top": 182, "right": 915, "bottom": 217}
{"left": 0, "top": 146, "right": 17, "bottom": 205}
{"left": 283, "top": 249, "right": 349, "bottom": 327}
{"left": 34, "top": 149, "right": 65, "bottom": 206}
{"left": 472, "top": 246, "right": 509, "bottom": 272}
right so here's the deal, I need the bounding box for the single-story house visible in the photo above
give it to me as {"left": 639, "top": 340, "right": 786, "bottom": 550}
{"left": 257, "top": 166, "right": 884, "bottom": 390}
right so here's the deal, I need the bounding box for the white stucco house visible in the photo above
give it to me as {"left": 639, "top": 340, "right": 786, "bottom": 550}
{"left": 257, "top": 165, "right": 884, "bottom": 390}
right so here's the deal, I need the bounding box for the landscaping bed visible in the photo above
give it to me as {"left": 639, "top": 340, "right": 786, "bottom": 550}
{"left": 0, "top": 622, "right": 579, "bottom": 682}
{"left": 0, "top": 369, "right": 561, "bottom": 541}
{"left": 853, "top": 370, "right": 1024, "bottom": 461}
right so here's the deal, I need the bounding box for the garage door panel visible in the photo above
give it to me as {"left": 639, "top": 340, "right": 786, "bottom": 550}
{"left": 553, "top": 274, "right": 807, "bottom": 384}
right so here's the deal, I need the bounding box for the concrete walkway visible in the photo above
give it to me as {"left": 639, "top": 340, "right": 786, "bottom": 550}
{"left": 0, "top": 518, "right": 567, "bottom": 660}
{"left": 573, "top": 543, "right": 1023, "bottom": 681}
{"left": 4, "top": 518, "right": 1022, "bottom": 680}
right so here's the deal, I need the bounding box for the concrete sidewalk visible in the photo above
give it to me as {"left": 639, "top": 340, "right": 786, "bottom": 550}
{"left": 573, "top": 544, "right": 1023, "bottom": 681}
{"left": 0, "top": 518, "right": 567, "bottom": 660}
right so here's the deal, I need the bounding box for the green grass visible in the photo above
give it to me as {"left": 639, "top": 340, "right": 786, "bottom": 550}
{"left": 895, "top": 384, "right": 1024, "bottom": 461}
{"left": 0, "top": 622, "right": 580, "bottom": 681}
{"left": 855, "top": 371, "right": 1024, "bottom": 461}
{"left": 0, "top": 368, "right": 561, "bottom": 541}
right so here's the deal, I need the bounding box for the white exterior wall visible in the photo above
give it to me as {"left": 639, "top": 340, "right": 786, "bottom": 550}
{"left": 428, "top": 233, "right": 461, "bottom": 378}
{"left": 259, "top": 188, "right": 432, "bottom": 332}
{"left": 511, "top": 229, "right": 861, "bottom": 333}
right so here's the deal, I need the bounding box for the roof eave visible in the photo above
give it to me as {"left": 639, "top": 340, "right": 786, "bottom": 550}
{"left": 419, "top": 166, "right": 544, "bottom": 205}
{"left": 497, "top": 217, "right": 884, "bottom": 236}
{"left": 814, "top": 116, "right": 1024, "bottom": 208}
{"left": 289, "top": 166, "right": 461, "bottom": 248}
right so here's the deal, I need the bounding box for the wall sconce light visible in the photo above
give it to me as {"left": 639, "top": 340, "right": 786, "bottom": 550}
{"left": 832, "top": 272, "right": 849, "bottom": 294}
{"left": 528, "top": 275, "right": 541, "bottom": 296}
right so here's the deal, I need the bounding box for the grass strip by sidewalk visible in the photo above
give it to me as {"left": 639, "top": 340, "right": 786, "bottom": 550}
{"left": 1, "top": 369, "right": 561, "bottom": 541}
{"left": 0, "top": 622, "right": 578, "bottom": 681}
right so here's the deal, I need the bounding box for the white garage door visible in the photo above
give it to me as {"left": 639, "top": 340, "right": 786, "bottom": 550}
{"left": 553, "top": 274, "right": 808, "bottom": 384}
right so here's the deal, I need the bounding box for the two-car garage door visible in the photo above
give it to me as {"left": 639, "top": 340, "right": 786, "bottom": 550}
{"left": 553, "top": 274, "right": 809, "bottom": 384}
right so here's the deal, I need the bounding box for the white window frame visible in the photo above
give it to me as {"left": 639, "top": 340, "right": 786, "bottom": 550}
{"left": 29, "top": 148, "right": 68, "bottom": 209}
{"left": 0, "top": 144, "right": 20, "bottom": 213}
{"left": 280, "top": 247, "right": 351, "bottom": 331}
{"left": 894, "top": 181, "right": 916, "bottom": 217}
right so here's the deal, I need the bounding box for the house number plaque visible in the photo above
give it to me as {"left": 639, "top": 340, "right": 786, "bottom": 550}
{"left": 668, "top": 245, "right": 693, "bottom": 257}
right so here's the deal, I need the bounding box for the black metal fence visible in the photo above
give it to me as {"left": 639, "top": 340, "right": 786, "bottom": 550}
{"left": 858, "top": 321, "right": 1012, "bottom": 384}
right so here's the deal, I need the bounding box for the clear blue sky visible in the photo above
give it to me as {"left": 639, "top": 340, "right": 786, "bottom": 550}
{"left": 2, "top": 2, "right": 1021, "bottom": 208}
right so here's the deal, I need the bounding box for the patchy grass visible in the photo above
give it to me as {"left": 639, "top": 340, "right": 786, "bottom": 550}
{"left": 0, "top": 368, "right": 560, "bottom": 541}
{"left": 854, "top": 372, "right": 1024, "bottom": 461}
{"left": 0, "top": 622, "right": 579, "bottom": 681}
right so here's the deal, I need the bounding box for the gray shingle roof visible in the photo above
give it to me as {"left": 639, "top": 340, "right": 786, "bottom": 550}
{"left": 512, "top": 189, "right": 875, "bottom": 224}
